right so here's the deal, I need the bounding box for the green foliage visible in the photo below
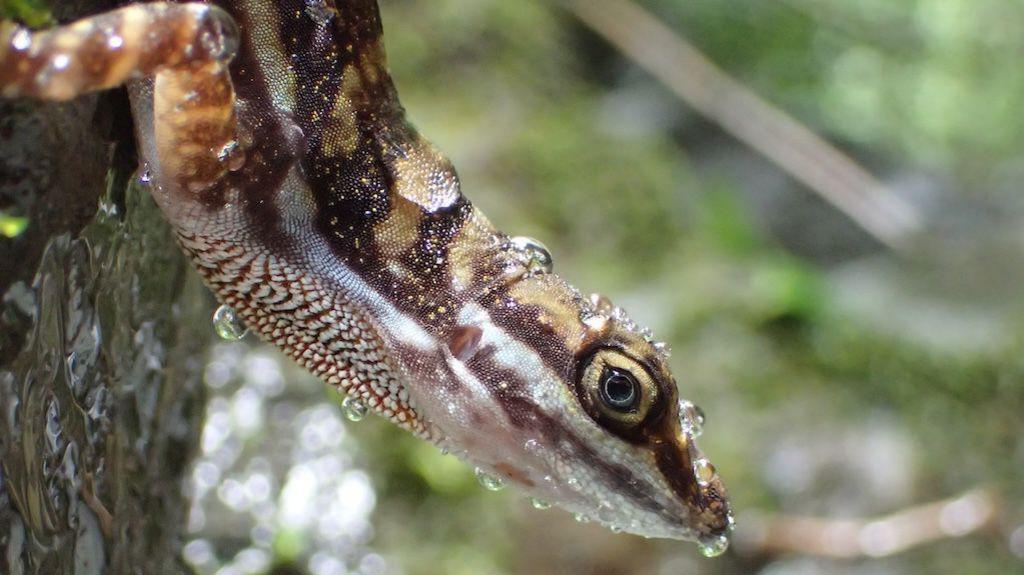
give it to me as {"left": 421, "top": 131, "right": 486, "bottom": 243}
{"left": 0, "top": 210, "right": 28, "bottom": 238}
{"left": 653, "top": 0, "right": 1024, "bottom": 182}
{"left": 0, "top": 0, "right": 51, "bottom": 27}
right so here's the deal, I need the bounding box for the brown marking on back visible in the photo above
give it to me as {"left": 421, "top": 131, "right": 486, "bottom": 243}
{"left": 507, "top": 277, "right": 587, "bottom": 352}
{"left": 379, "top": 129, "right": 462, "bottom": 213}
{"left": 372, "top": 196, "right": 423, "bottom": 260}
{"left": 321, "top": 64, "right": 363, "bottom": 157}
{"left": 446, "top": 208, "right": 503, "bottom": 291}
{"left": 237, "top": 0, "right": 297, "bottom": 111}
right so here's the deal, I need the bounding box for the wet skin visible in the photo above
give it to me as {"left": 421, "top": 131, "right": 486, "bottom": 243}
{"left": 0, "top": 0, "right": 732, "bottom": 549}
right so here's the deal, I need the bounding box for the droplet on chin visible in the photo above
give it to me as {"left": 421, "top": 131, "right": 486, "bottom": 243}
{"left": 341, "top": 395, "right": 367, "bottom": 422}
{"left": 698, "top": 533, "right": 730, "bottom": 558}
{"left": 212, "top": 304, "right": 248, "bottom": 340}
{"left": 475, "top": 468, "right": 506, "bottom": 491}
{"left": 530, "top": 498, "right": 551, "bottom": 510}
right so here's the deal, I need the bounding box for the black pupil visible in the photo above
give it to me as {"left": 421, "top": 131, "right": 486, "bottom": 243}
{"left": 600, "top": 367, "right": 638, "bottom": 411}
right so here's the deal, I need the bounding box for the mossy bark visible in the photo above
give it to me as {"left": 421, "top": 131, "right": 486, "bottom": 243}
{"left": 0, "top": 1, "right": 211, "bottom": 573}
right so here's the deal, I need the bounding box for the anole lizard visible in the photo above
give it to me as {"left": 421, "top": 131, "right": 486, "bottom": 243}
{"left": 0, "top": 0, "right": 731, "bottom": 551}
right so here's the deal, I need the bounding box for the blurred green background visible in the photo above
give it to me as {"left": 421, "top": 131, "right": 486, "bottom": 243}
{"left": 195, "top": 1, "right": 1024, "bottom": 574}
{"left": 7, "top": 0, "right": 1023, "bottom": 573}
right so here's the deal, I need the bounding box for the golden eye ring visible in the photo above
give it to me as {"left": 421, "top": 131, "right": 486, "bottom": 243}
{"left": 578, "top": 349, "right": 660, "bottom": 430}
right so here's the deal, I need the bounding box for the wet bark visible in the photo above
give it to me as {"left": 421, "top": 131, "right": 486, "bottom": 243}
{"left": 0, "top": 1, "right": 211, "bottom": 573}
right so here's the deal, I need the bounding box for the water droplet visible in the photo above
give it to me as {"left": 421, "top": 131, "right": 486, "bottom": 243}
{"left": 582, "top": 313, "right": 609, "bottom": 331}
{"left": 305, "top": 0, "right": 336, "bottom": 26}
{"left": 217, "top": 140, "right": 247, "bottom": 172}
{"left": 694, "top": 458, "right": 716, "bottom": 487}
{"left": 680, "top": 400, "right": 705, "bottom": 438}
{"left": 341, "top": 395, "right": 367, "bottom": 422}
{"left": 530, "top": 498, "right": 551, "bottom": 510}
{"left": 198, "top": 11, "right": 238, "bottom": 62}
{"left": 588, "top": 293, "right": 614, "bottom": 314}
{"left": 138, "top": 170, "right": 152, "bottom": 184}
{"left": 508, "top": 236, "right": 553, "bottom": 274}
{"left": 475, "top": 468, "right": 506, "bottom": 491}
{"left": 698, "top": 534, "right": 730, "bottom": 558}
{"left": 217, "top": 140, "right": 237, "bottom": 161}
{"left": 611, "top": 306, "right": 638, "bottom": 331}
{"left": 653, "top": 341, "right": 672, "bottom": 358}
{"left": 212, "top": 304, "right": 248, "bottom": 340}
{"left": 573, "top": 513, "right": 590, "bottom": 524}
{"left": 107, "top": 34, "right": 124, "bottom": 49}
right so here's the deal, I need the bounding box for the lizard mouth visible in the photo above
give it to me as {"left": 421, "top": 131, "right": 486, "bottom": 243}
{"left": 649, "top": 435, "right": 732, "bottom": 535}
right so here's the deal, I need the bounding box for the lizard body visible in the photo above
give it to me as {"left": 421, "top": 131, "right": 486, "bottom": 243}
{"left": 0, "top": 0, "right": 731, "bottom": 547}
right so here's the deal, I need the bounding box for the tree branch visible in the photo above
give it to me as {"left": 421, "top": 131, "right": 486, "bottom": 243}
{"left": 734, "top": 488, "right": 1000, "bottom": 558}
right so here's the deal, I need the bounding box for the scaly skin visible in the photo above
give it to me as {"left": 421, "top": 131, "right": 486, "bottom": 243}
{"left": 0, "top": 0, "right": 732, "bottom": 546}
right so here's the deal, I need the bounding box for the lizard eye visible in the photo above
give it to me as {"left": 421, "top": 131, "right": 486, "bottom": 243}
{"left": 599, "top": 367, "right": 639, "bottom": 411}
{"left": 578, "top": 350, "right": 660, "bottom": 430}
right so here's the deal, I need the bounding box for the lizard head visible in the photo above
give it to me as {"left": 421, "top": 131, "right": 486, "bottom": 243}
{"left": 414, "top": 240, "right": 733, "bottom": 548}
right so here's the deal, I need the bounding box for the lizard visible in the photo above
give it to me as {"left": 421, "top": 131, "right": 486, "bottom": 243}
{"left": 0, "top": 0, "right": 732, "bottom": 551}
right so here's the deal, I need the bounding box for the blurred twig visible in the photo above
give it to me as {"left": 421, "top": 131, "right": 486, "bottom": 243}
{"left": 559, "top": 0, "right": 923, "bottom": 252}
{"left": 735, "top": 488, "right": 1000, "bottom": 558}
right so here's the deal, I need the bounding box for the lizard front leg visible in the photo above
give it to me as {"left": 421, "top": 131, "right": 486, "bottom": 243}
{"left": 0, "top": 3, "right": 239, "bottom": 195}
{"left": 0, "top": 0, "right": 440, "bottom": 443}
